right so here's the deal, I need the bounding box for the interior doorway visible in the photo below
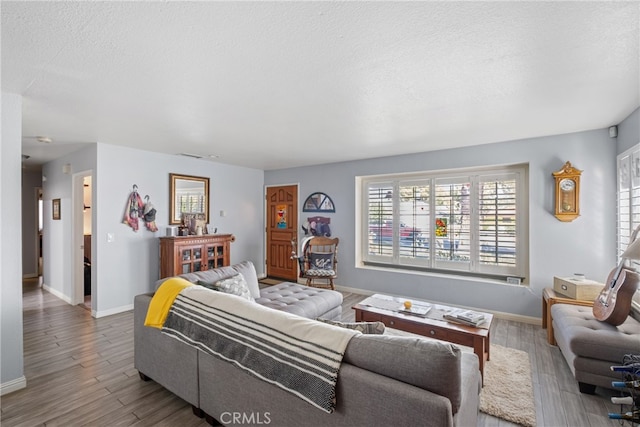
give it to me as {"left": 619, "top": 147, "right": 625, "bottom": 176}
{"left": 37, "top": 187, "right": 43, "bottom": 276}
{"left": 73, "top": 171, "right": 93, "bottom": 312}
{"left": 265, "top": 184, "right": 298, "bottom": 281}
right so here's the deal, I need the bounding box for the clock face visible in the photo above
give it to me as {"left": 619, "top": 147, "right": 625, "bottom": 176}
{"left": 559, "top": 178, "right": 576, "bottom": 192}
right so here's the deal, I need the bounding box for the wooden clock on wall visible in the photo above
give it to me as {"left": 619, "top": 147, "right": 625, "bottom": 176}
{"left": 552, "top": 161, "right": 582, "bottom": 222}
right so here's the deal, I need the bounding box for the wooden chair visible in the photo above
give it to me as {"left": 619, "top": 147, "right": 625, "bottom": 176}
{"left": 301, "top": 237, "right": 339, "bottom": 290}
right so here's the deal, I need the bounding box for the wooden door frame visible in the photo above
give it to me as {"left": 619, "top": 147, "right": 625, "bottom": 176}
{"left": 264, "top": 183, "right": 299, "bottom": 281}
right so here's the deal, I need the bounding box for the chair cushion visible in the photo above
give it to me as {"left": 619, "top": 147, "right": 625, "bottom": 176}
{"left": 305, "top": 269, "right": 336, "bottom": 277}
{"left": 309, "top": 252, "right": 333, "bottom": 270}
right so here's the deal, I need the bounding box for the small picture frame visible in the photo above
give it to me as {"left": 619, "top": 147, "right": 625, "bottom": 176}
{"left": 52, "top": 198, "right": 61, "bottom": 220}
{"left": 182, "top": 212, "right": 206, "bottom": 235}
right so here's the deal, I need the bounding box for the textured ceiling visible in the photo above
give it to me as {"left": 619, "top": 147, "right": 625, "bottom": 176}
{"left": 2, "top": 1, "right": 639, "bottom": 170}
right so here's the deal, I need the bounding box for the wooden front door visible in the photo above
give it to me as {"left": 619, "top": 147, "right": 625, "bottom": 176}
{"left": 266, "top": 185, "right": 298, "bottom": 281}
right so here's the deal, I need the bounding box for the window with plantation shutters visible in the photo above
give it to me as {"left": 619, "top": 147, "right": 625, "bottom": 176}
{"left": 477, "top": 173, "right": 518, "bottom": 272}
{"left": 618, "top": 145, "right": 640, "bottom": 271}
{"left": 361, "top": 164, "right": 527, "bottom": 280}
{"left": 367, "top": 183, "right": 394, "bottom": 258}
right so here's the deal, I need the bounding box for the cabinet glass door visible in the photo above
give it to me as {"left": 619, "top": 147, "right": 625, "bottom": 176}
{"left": 180, "top": 246, "right": 203, "bottom": 274}
{"left": 205, "top": 244, "right": 225, "bottom": 270}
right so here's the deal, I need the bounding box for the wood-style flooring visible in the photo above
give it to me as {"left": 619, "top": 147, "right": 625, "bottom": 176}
{"left": 0, "top": 280, "right": 624, "bottom": 426}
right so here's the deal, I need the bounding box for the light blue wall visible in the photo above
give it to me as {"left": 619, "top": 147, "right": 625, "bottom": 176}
{"left": 618, "top": 107, "right": 639, "bottom": 154}
{"left": 42, "top": 143, "right": 265, "bottom": 317}
{"left": 266, "top": 129, "right": 617, "bottom": 319}
{"left": 1, "top": 93, "right": 25, "bottom": 394}
{"left": 42, "top": 145, "right": 97, "bottom": 304}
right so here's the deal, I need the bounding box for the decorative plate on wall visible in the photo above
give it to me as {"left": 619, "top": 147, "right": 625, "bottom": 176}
{"left": 303, "top": 192, "right": 335, "bottom": 212}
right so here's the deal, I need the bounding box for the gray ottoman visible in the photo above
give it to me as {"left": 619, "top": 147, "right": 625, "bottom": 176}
{"left": 552, "top": 303, "right": 640, "bottom": 393}
{"left": 256, "top": 282, "right": 342, "bottom": 320}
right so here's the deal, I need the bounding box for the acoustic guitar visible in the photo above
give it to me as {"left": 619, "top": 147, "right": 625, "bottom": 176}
{"left": 593, "top": 228, "right": 640, "bottom": 326}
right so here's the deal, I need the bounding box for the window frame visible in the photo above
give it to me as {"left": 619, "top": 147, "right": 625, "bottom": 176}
{"left": 358, "top": 163, "right": 528, "bottom": 282}
{"left": 617, "top": 145, "right": 640, "bottom": 271}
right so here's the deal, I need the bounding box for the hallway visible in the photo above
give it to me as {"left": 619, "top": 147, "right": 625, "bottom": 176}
{"left": 0, "top": 279, "right": 206, "bottom": 426}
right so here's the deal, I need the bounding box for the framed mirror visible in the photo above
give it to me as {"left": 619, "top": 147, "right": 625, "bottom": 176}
{"left": 169, "top": 173, "right": 210, "bottom": 225}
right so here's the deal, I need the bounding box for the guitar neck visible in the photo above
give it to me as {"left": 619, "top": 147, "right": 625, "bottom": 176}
{"left": 609, "top": 262, "right": 626, "bottom": 288}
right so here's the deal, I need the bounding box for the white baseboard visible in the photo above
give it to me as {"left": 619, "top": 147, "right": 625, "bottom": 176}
{"left": 41, "top": 283, "right": 72, "bottom": 304}
{"left": 333, "top": 285, "right": 541, "bottom": 325}
{"left": 94, "top": 304, "right": 133, "bottom": 318}
{"left": 39, "top": 285, "right": 134, "bottom": 319}
{"left": 1, "top": 376, "right": 26, "bottom": 396}
{"left": 334, "top": 284, "right": 375, "bottom": 296}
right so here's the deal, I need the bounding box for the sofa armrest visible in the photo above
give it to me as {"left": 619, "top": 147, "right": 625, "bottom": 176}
{"left": 344, "top": 335, "right": 465, "bottom": 414}
{"left": 133, "top": 293, "right": 200, "bottom": 407}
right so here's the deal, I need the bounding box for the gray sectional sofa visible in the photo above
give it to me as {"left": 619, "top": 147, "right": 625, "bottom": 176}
{"left": 134, "top": 261, "right": 482, "bottom": 426}
{"left": 552, "top": 295, "right": 640, "bottom": 393}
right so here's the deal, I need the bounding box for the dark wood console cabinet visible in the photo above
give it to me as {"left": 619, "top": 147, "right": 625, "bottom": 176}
{"left": 159, "top": 234, "right": 235, "bottom": 279}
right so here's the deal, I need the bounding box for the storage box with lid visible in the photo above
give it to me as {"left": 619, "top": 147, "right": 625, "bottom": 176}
{"left": 553, "top": 276, "right": 604, "bottom": 301}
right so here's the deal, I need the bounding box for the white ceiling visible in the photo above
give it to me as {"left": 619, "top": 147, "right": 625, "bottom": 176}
{"left": 3, "top": 1, "right": 639, "bottom": 171}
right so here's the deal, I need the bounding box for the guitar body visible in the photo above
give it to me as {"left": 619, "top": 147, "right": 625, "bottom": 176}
{"left": 593, "top": 267, "right": 640, "bottom": 326}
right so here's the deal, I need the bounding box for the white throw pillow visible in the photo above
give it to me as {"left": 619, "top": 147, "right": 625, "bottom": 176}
{"left": 213, "top": 273, "right": 254, "bottom": 302}
{"left": 231, "top": 261, "right": 261, "bottom": 299}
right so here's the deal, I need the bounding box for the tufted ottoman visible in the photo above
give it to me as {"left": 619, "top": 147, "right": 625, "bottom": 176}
{"left": 255, "top": 281, "right": 342, "bottom": 320}
{"left": 551, "top": 303, "right": 640, "bottom": 393}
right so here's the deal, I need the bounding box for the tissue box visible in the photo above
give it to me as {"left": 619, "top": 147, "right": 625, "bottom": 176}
{"left": 553, "top": 276, "right": 604, "bottom": 301}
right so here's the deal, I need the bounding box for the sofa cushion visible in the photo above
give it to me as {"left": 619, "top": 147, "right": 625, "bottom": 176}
{"left": 157, "top": 260, "right": 261, "bottom": 299}
{"left": 256, "top": 282, "right": 343, "bottom": 319}
{"left": 551, "top": 304, "right": 640, "bottom": 362}
{"left": 230, "top": 261, "right": 260, "bottom": 299}
{"left": 343, "top": 334, "right": 463, "bottom": 413}
{"left": 198, "top": 273, "right": 253, "bottom": 301}
{"left": 317, "top": 318, "right": 385, "bottom": 334}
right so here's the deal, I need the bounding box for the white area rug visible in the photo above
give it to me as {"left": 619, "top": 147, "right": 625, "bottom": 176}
{"left": 480, "top": 344, "right": 536, "bottom": 427}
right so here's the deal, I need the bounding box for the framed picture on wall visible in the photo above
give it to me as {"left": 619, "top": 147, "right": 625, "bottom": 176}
{"left": 52, "top": 198, "right": 61, "bottom": 220}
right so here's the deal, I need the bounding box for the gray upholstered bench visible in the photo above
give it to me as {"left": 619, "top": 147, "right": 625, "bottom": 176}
{"left": 256, "top": 281, "right": 342, "bottom": 320}
{"left": 551, "top": 303, "right": 640, "bottom": 393}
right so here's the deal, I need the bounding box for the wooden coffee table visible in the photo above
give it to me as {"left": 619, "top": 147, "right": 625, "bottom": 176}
{"left": 353, "top": 294, "right": 493, "bottom": 385}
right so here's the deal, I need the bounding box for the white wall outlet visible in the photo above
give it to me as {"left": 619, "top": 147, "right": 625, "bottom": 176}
{"left": 106, "top": 233, "right": 114, "bottom": 243}
{"left": 220, "top": 210, "right": 226, "bottom": 217}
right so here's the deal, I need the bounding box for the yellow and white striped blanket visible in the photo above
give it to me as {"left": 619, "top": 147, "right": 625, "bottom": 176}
{"left": 145, "top": 278, "right": 359, "bottom": 413}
